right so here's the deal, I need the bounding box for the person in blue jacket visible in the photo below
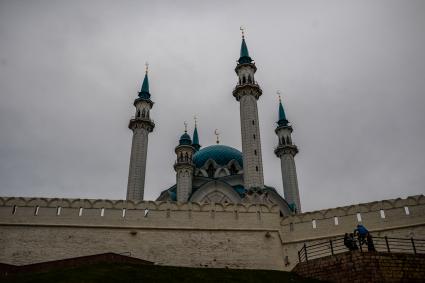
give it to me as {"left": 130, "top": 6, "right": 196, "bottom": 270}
{"left": 354, "top": 224, "right": 369, "bottom": 245}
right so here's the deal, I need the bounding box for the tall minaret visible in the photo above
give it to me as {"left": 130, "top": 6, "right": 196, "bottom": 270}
{"left": 232, "top": 29, "right": 264, "bottom": 189}
{"left": 274, "top": 95, "right": 301, "bottom": 212}
{"left": 174, "top": 123, "right": 195, "bottom": 202}
{"left": 126, "top": 63, "right": 155, "bottom": 201}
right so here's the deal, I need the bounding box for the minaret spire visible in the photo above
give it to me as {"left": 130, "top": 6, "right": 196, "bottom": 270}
{"left": 233, "top": 29, "right": 265, "bottom": 189}
{"left": 192, "top": 115, "right": 201, "bottom": 151}
{"left": 126, "top": 63, "right": 155, "bottom": 201}
{"left": 274, "top": 93, "right": 301, "bottom": 213}
{"left": 238, "top": 27, "right": 253, "bottom": 64}
{"left": 139, "top": 62, "right": 150, "bottom": 99}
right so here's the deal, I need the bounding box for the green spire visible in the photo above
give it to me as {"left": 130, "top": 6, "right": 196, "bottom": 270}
{"left": 277, "top": 97, "right": 289, "bottom": 127}
{"left": 192, "top": 126, "right": 200, "bottom": 151}
{"left": 138, "top": 73, "right": 150, "bottom": 99}
{"left": 138, "top": 63, "right": 151, "bottom": 100}
{"left": 238, "top": 35, "right": 253, "bottom": 64}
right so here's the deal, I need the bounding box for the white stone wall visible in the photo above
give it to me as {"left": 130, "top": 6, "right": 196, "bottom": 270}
{"left": 127, "top": 127, "right": 149, "bottom": 200}
{"left": 176, "top": 167, "right": 193, "bottom": 202}
{"left": 280, "top": 154, "right": 301, "bottom": 212}
{"left": 0, "top": 195, "right": 424, "bottom": 271}
{"left": 239, "top": 94, "right": 264, "bottom": 188}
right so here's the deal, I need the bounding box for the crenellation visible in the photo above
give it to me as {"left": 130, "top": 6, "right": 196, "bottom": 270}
{"left": 0, "top": 195, "right": 423, "bottom": 270}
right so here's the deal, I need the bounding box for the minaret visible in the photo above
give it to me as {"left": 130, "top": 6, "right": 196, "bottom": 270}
{"left": 126, "top": 63, "right": 155, "bottom": 201}
{"left": 174, "top": 123, "right": 195, "bottom": 202}
{"left": 232, "top": 29, "right": 264, "bottom": 189}
{"left": 274, "top": 95, "right": 301, "bottom": 212}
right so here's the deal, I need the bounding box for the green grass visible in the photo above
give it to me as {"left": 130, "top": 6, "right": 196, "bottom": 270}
{"left": 4, "top": 263, "right": 323, "bottom": 283}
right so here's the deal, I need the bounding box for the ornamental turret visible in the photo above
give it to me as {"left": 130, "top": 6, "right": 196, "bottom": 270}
{"left": 174, "top": 123, "right": 195, "bottom": 202}
{"left": 126, "top": 64, "right": 155, "bottom": 201}
{"left": 232, "top": 29, "right": 265, "bottom": 189}
{"left": 274, "top": 95, "right": 301, "bottom": 213}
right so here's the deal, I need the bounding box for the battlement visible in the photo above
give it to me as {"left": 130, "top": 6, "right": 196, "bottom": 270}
{"left": 0, "top": 197, "right": 281, "bottom": 231}
{"left": 280, "top": 195, "right": 425, "bottom": 243}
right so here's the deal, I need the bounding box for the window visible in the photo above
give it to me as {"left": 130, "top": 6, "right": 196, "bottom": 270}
{"left": 229, "top": 164, "right": 238, "bottom": 175}
{"left": 252, "top": 120, "right": 255, "bottom": 125}
{"left": 312, "top": 219, "right": 317, "bottom": 229}
{"left": 404, "top": 206, "right": 410, "bottom": 215}
{"left": 79, "top": 207, "right": 83, "bottom": 216}
{"left": 207, "top": 164, "right": 215, "bottom": 178}
{"left": 255, "top": 166, "right": 258, "bottom": 172}
{"left": 34, "top": 206, "right": 39, "bottom": 216}
{"left": 254, "top": 150, "right": 257, "bottom": 155}
{"left": 57, "top": 206, "right": 62, "bottom": 216}
{"left": 12, "top": 205, "right": 17, "bottom": 215}
{"left": 101, "top": 208, "right": 105, "bottom": 217}
{"left": 253, "top": 134, "right": 256, "bottom": 139}
{"left": 356, "top": 213, "right": 362, "bottom": 222}
{"left": 144, "top": 208, "right": 149, "bottom": 217}
{"left": 334, "top": 216, "right": 339, "bottom": 225}
{"left": 380, "top": 209, "right": 385, "bottom": 219}
{"left": 122, "top": 208, "right": 126, "bottom": 218}
{"left": 136, "top": 110, "right": 140, "bottom": 117}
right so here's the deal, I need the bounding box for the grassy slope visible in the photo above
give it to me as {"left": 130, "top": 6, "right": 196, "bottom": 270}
{"left": 4, "top": 263, "right": 323, "bottom": 283}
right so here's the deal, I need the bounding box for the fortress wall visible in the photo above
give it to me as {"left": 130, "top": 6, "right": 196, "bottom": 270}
{"left": 279, "top": 195, "right": 425, "bottom": 270}
{"left": 0, "top": 195, "right": 424, "bottom": 271}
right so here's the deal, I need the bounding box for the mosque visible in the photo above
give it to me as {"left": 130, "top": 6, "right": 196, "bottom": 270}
{"left": 125, "top": 31, "right": 301, "bottom": 216}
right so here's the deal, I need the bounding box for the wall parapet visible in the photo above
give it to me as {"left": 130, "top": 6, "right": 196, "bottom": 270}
{"left": 280, "top": 195, "right": 425, "bottom": 243}
{"left": 0, "top": 197, "right": 280, "bottom": 213}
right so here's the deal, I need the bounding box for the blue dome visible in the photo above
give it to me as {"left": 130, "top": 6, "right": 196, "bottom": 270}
{"left": 179, "top": 133, "right": 192, "bottom": 145}
{"left": 193, "top": 145, "right": 243, "bottom": 168}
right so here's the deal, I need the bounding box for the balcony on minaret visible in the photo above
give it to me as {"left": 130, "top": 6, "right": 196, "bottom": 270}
{"left": 174, "top": 155, "right": 193, "bottom": 166}
{"left": 128, "top": 116, "right": 155, "bottom": 132}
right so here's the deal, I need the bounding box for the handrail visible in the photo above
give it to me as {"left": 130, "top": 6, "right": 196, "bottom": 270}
{"left": 298, "top": 236, "right": 425, "bottom": 263}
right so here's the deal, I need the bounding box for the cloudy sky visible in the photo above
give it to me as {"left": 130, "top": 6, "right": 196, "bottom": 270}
{"left": 0, "top": 0, "right": 424, "bottom": 211}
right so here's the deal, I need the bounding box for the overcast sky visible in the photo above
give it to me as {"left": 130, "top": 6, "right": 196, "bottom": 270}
{"left": 0, "top": 0, "right": 424, "bottom": 212}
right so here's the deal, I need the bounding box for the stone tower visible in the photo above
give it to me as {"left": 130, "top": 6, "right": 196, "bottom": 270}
{"left": 126, "top": 66, "right": 155, "bottom": 201}
{"left": 274, "top": 97, "right": 301, "bottom": 212}
{"left": 174, "top": 125, "right": 195, "bottom": 202}
{"left": 232, "top": 32, "right": 265, "bottom": 189}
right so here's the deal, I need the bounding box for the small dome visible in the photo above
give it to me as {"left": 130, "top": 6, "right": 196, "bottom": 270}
{"left": 193, "top": 145, "right": 243, "bottom": 168}
{"left": 179, "top": 133, "right": 192, "bottom": 145}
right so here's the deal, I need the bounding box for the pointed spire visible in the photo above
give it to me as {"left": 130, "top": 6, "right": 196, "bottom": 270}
{"left": 238, "top": 27, "right": 253, "bottom": 64}
{"left": 277, "top": 91, "right": 289, "bottom": 127}
{"left": 192, "top": 116, "right": 201, "bottom": 151}
{"left": 138, "top": 62, "right": 151, "bottom": 99}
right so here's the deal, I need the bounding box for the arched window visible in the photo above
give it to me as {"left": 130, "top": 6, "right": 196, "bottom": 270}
{"left": 248, "top": 75, "right": 252, "bottom": 83}
{"left": 179, "top": 152, "right": 183, "bottom": 162}
{"left": 242, "top": 76, "right": 246, "bottom": 84}
{"left": 142, "top": 109, "right": 146, "bottom": 118}
{"left": 286, "top": 136, "right": 290, "bottom": 145}
{"left": 282, "top": 137, "right": 285, "bottom": 145}
{"left": 185, "top": 152, "right": 189, "bottom": 161}
{"left": 229, "top": 164, "right": 238, "bottom": 175}
{"left": 207, "top": 164, "right": 215, "bottom": 178}
{"left": 136, "top": 110, "right": 140, "bottom": 118}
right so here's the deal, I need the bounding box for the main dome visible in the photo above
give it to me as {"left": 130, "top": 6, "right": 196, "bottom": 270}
{"left": 193, "top": 145, "right": 243, "bottom": 168}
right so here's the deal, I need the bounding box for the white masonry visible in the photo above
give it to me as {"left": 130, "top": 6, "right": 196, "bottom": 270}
{"left": 174, "top": 142, "right": 195, "bottom": 202}
{"left": 233, "top": 62, "right": 265, "bottom": 189}
{"left": 274, "top": 122, "right": 301, "bottom": 212}
{"left": 127, "top": 98, "right": 155, "bottom": 201}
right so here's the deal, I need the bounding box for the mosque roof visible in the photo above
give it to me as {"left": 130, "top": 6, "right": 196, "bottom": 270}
{"left": 192, "top": 145, "right": 243, "bottom": 168}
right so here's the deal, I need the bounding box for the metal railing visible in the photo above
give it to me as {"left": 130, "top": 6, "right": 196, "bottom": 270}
{"left": 298, "top": 236, "right": 425, "bottom": 263}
